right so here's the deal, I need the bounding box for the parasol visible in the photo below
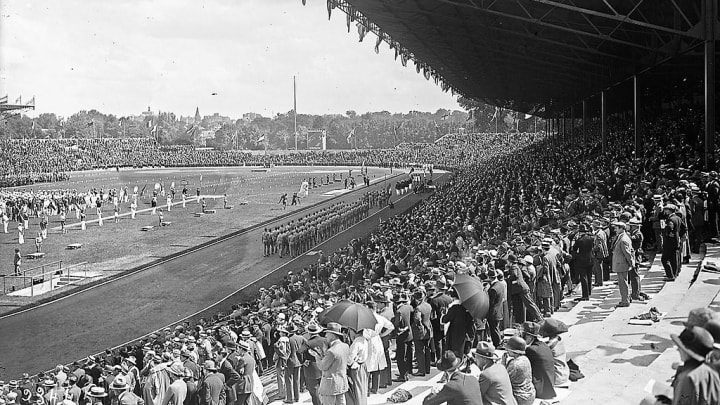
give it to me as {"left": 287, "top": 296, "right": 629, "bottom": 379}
{"left": 317, "top": 300, "right": 377, "bottom": 331}
{"left": 453, "top": 274, "right": 490, "bottom": 320}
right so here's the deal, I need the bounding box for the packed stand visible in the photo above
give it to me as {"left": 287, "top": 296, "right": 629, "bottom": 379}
{"left": 4, "top": 115, "right": 720, "bottom": 405}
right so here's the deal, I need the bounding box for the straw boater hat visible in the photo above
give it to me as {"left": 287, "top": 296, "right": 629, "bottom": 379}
{"left": 109, "top": 376, "right": 129, "bottom": 391}
{"left": 305, "top": 322, "right": 324, "bottom": 335}
{"left": 87, "top": 387, "right": 108, "bottom": 398}
{"left": 237, "top": 340, "right": 250, "bottom": 351}
{"left": 473, "top": 341, "right": 498, "bottom": 361}
{"left": 203, "top": 360, "right": 218, "bottom": 371}
{"left": 168, "top": 363, "right": 186, "bottom": 377}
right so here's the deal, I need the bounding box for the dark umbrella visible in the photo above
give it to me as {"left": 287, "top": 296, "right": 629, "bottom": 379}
{"left": 318, "top": 300, "right": 377, "bottom": 331}
{"left": 453, "top": 274, "right": 490, "bottom": 320}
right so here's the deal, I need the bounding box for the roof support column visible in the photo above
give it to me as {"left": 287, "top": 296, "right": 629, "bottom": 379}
{"left": 561, "top": 111, "right": 565, "bottom": 143}
{"left": 704, "top": 0, "right": 716, "bottom": 170}
{"left": 582, "top": 100, "right": 587, "bottom": 145}
{"left": 570, "top": 105, "right": 575, "bottom": 146}
{"left": 601, "top": 90, "right": 607, "bottom": 154}
{"left": 634, "top": 75, "right": 641, "bottom": 159}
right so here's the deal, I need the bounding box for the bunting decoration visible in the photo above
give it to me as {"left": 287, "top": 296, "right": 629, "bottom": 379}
{"left": 15, "top": 96, "right": 21, "bottom": 104}
{"left": 346, "top": 127, "right": 355, "bottom": 144}
{"left": 25, "top": 96, "right": 35, "bottom": 106}
{"left": 324, "top": 0, "right": 476, "bottom": 102}
{"left": 0, "top": 95, "right": 7, "bottom": 104}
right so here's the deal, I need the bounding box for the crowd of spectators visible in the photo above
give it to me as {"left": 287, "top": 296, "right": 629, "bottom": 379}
{"left": 0, "top": 133, "right": 535, "bottom": 188}
{"left": 3, "top": 113, "right": 720, "bottom": 405}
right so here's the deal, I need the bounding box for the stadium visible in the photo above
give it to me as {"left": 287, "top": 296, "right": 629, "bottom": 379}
{"left": 1, "top": 1, "right": 720, "bottom": 405}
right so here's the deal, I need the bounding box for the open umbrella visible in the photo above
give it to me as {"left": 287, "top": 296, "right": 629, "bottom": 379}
{"left": 453, "top": 274, "right": 490, "bottom": 320}
{"left": 318, "top": 300, "right": 377, "bottom": 331}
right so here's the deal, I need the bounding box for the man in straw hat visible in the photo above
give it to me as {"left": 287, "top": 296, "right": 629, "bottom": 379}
{"left": 303, "top": 322, "right": 327, "bottom": 405}
{"left": 472, "top": 341, "right": 516, "bottom": 405}
{"left": 109, "top": 376, "right": 143, "bottom": 405}
{"left": 423, "top": 350, "right": 483, "bottom": 405}
{"left": 162, "top": 363, "right": 187, "bottom": 405}
{"left": 234, "top": 340, "right": 256, "bottom": 405}
{"left": 311, "top": 322, "right": 349, "bottom": 405}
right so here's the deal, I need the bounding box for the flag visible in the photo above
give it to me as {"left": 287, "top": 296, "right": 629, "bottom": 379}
{"left": 119, "top": 118, "right": 123, "bottom": 126}
{"left": 524, "top": 113, "right": 533, "bottom": 119}
{"left": 151, "top": 125, "right": 158, "bottom": 134}
{"left": 15, "top": 96, "right": 21, "bottom": 104}
{"left": 375, "top": 34, "right": 382, "bottom": 54}
{"left": 346, "top": 127, "right": 355, "bottom": 144}
{"left": 256, "top": 135, "right": 265, "bottom": 144}
{"left": 185, "top": 124, "right": 196, "bottom": 135}
{"left": 441, "top": 112, "right": 450, "bottom": 121}
{"left": 147, "top": 121, "right": 152, "bottom": 128}
{"left": 25, "top": 96, "right": 35, "bottom": 106}
{"left": 87, "top": 121, "right": 94, "bottom": 127}
{"left": 357, "top": 23, "right": 367, "bottom": 42}
{"left": 467, "top": 110, "right": 474, "bottom": 121}
{"left": 0, "top": 95, "right": 7, "bottom": 104}
{"left": 491, "top": 107, "right": 499, "bottom": 122}
{"left": 31, "top": 121, "right": 35, "bottom": 131}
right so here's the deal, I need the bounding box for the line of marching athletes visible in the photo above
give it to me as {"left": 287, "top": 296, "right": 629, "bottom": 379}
{"left": 262, "top": 199, "right": 370, "bottom": 258}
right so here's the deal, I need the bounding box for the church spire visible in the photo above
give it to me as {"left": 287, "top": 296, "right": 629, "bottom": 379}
{"left": 194, "top": 107, "right": 201, "bottom": 123}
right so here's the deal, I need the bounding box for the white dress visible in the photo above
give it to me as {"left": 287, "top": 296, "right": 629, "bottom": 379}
{"left": 18, "top": 226, "right": 24, "bottom": 244}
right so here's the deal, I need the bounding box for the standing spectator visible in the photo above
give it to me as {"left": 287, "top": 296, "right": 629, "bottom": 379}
{"left": 442, "top": 288, "right": 474, "bottom": 357}
{"left": 393, "top": 293, "right": 414, "bottom": 382}
{"left": 302, "top": 323, "right": 326, "bottom": 405}
{"left": 611, "top": 221, "right": 634, "bottom": 307}
{"left": 14, "top": 248, "right": 21, "bottom": 275}
{"left": 661, "top": 204, "right": 684, "bottom": 281}
{"left": 411, "top": 289, "right": 433, "bottom": 376}
{"left": 313, "top": 322, "right": 350, "bottom": 405}
{"left": 571, "top": 225, "right": 595, "bottom": 301}
{"left": 233, "top": 341, "right": 256, "bottom": 405}
{"left": 285, "top": 325, "right": 305, "bottom": 403}
{"left": 487, "top": 271, "right": 505, "bottom": 348}
{"left": 18, "top": 223, "right": 24, "bottom": 245}
{"left": 161, "top": 363, "right": 187, "bottom": 405}
{"left": 35, "top": 232, "right": 43, "bottom": 253}
{"left": 347, "top": 328, "right": 369, "bottom": 405}
{"left": 198, "top": 361, "right": 224, "bottom": 405}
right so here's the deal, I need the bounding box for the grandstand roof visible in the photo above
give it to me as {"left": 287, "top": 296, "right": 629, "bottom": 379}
{"left": 333, "top": 0, "right": 712, "bottom": 116}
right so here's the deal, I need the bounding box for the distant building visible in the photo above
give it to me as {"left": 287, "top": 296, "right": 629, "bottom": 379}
{"left": 194, "top": 107, "right": 201, "bottom": 123}
{"left": 242, "top": 112, "right": 261, "bottom": 122}
{"left": 141, "top": 106, "right": 154, "bottom": 118}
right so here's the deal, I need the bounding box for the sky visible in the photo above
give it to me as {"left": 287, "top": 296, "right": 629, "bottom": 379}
{"left": 0, "top": 0, "right": 461, "bottom": 119}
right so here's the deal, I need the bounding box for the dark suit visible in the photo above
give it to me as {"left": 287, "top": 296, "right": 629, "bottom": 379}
{"left": 218, "top": 357, "right": 240, "bottom": 405}
{"left": 443, "top": 304, "right": 474, "bottom": 356}
{"left": 303, "top": 335, "right": 327, "bottom": 405}
{"left": 525, "top": 340, "right": 556, "bottom": 400}
{"left": 423, "top": 371, "right": 484, "bottom": 405}
{"left": 394, "top": 303, "right": 414, "bottom": 378}
{"left": 429, "top": 292, "right": 453, "bottom": 360}
{"left": 487, "top": 281, "right": 505, "bottom": 347}
{"left": 572, "top": 233, "right": 595, "bottom": 298}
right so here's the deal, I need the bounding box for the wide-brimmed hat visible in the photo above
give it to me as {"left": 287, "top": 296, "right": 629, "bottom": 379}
{"left": 306, "top": 323, "right": 325, "bottom": 335}
{"left": 540, "top": 318, "right": 569, "bottom": 337}
{"left": 473, "top": 341, "right": 498, "bottom": 360}
{"left": 123, "top": 356, "right": 136, "bottom": 365}
{"left": 373, "top": 294, "right": 389, "bottom": 303}
{"left": 324, "top": 322, "right": 344, "bottom": 338}
{"left": 237, "top": 340, "right": 250, "bottom": 351}
{"left": 703, "top": 320, "right": 720, "bottom": 349}
{"left": 109, "top": 376, "right": 129, "bottom": 391}
{"left": 168, "top": 363, "right": 186, "bottom": 377}
{"left": 683, "top": 308, "right": 717, "bottom": 328}
{"left": 663, "top": 203, "right": 677, "bottom": 212}
{"left": 506, "top": 336, "right": 527, "bottom": 354}
{"left": 437, "top": 350, "right": 461, "bottom": 372}
{"left": 241, "top": 330, "right": 252, "bottom": 338}
{"left": 42, "top": 379, "right": 56, "bottom": 387}
{"left": 671, "top": 326, "right": 715, "bottom": 362}
{"left": 87, "top": 387, "right": 108, "bottom": 398}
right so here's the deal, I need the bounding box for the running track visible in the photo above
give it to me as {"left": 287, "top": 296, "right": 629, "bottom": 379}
{"left": 0, "top": 172, "right": 448, "bottom": 378}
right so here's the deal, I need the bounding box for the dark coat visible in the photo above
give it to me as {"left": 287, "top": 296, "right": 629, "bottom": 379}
{"left": 422, "top": 371, "right": 484, "bottom": 405}
{"left": 199, "top": 372, "right": 225, "bottom": 405}
{"left": 525, "top": 340, "right": 556, "bottom": 400}
{"left": 487, "top": 281, "right": 505, "bottom": 321}
{"left": 442, "top": 303, "right": 474, "bottom": 356}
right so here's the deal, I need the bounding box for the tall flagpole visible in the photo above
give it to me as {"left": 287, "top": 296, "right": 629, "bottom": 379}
{"left": 294, "top": 75, "right": 298, "bottom": 150}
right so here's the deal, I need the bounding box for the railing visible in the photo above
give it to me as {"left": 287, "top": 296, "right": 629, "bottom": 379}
{"left": 1, "top": 260, "right": 63, "bottom": 295}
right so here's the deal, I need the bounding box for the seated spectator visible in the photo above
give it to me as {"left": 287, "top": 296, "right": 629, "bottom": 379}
{"left": 520, "top": 322, "right": 556, "bottom": 400}
{"left": 539, "top": 319, "right": 570, "bottom": 387}
{"left": 503, "top": 337, "right": 535, "bottom": 405}
{"left": 472, "top": 341, "right": 517, "bottom": 405}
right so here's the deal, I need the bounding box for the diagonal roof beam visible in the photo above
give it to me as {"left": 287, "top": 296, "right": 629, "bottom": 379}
{"left": 532, "top": 0, "right": 703, "bottom": 39}
{"left": 436, "top": 0, "right": 665, "bottom": 52}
